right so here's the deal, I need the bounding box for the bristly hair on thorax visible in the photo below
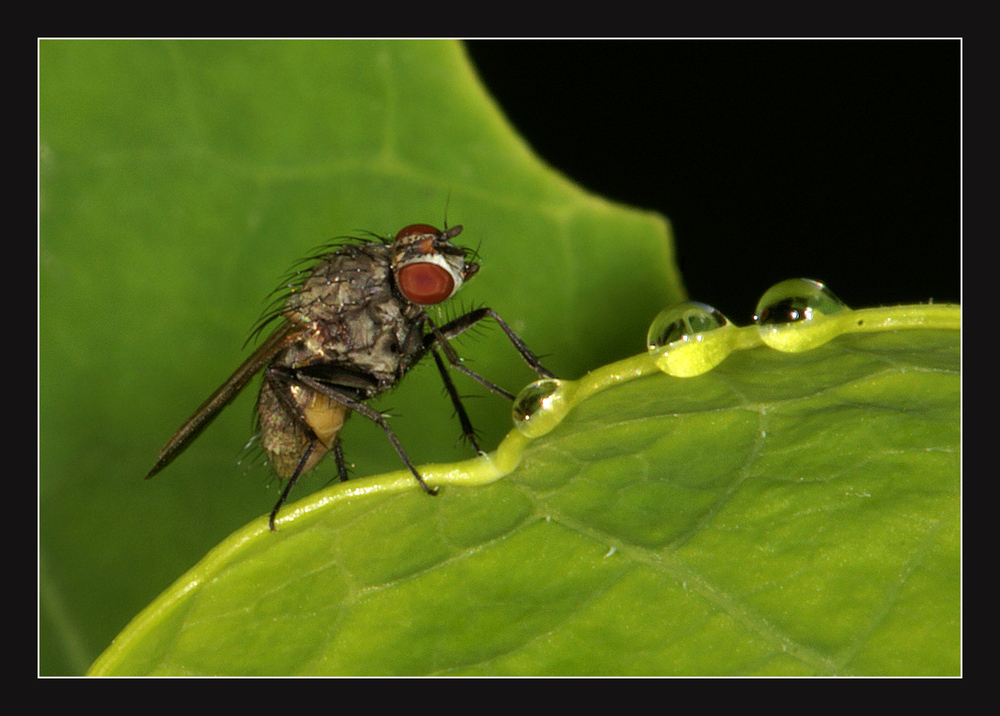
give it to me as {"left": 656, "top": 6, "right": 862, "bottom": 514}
{"left": 245, "top": 232, "right": 394, "bottom": 350}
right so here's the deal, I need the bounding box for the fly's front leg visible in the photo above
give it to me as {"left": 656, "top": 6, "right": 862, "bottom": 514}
{"left": 426, "top": 308, "right": 556, "bottom": 398}
{"left": 477, "top": 307, "right": 556, "bottom": 380}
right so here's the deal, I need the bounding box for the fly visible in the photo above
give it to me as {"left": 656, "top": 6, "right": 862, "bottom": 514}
{"left": 146, "top": 223, "right": 555, "bottom": 530}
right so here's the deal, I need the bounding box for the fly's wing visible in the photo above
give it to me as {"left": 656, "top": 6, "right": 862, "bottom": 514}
{"left": 146, "top": 321, "right": 302, "bottom": 479}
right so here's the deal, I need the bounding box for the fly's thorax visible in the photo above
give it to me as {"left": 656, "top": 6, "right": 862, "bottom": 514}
{"left": 272, "top": 305, "right": 427, "bottom": 392}
{"left": 276, "top": 242, "right": 429, "bottom": 387}
{"left": 284, "top": 243, "right": 395, "bottom": 325}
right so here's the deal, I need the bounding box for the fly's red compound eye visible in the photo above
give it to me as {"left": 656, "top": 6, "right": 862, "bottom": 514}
{"left": 397, "top": 258, "right": 458, "bottom": 305}
{"left": 393, "top": 223, "right": 468, "bottom": 304}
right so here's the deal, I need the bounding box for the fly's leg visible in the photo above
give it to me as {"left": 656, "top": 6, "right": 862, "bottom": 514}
{"left": 477, "top": 308, "right": 556, "bottom": 379}
{"left": 430, "top": 348, "right": 484, "bottom": 454}
{"left": 262, "top": 366, "right": 354, "bottom": 529}
{"left": 267, "top": 435, "right": 347, "bottom": 531}
{"left": 427, "top": 307, "right": 556, "bottom": 397}
{"left": 332, "top": 436, "right": 348, "bottom": 482}
{"left": 423, "top": 308, "right": 556, "bottom": 455}
{"left": 316, "top": 435, "right": 350, "bottom": 487}
{"left": 261, "top": 368, "right": 326, "bottom": 530}
{"left": 288, "top": 372, "right": 437, "bottom": 497}
{"left": 269, "top": 440, "right": 317, "bottom": 531}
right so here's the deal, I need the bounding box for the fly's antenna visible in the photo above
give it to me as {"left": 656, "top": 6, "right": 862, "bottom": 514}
{"left": 439, "top": 191, "right": 478, "bottom": 260}
{"left": 442, "top": 190, "right": 453, "bottom": 230}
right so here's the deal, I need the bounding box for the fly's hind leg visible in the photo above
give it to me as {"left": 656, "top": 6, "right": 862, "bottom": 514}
{"left": 289, "top": 373, "right": 437, "bottom": 497}
{"left": 268, "top": 439, "right": 317, "bottom": 531}
{"left": 332, "top": 436, "right": 348, "bottom": 482}
{"left": 267, "top": 435, "right": 348, "bottom": 531}
{"left": 261, "top": 368, "right": 351, "bottom": 530}
{"left": 267, "top": 435, "right": 347, "bottom": 531}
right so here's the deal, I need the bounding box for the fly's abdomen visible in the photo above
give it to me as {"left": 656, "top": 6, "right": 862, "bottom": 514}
{"left": 257, "top": 378, "right": 347, "bottom": 479}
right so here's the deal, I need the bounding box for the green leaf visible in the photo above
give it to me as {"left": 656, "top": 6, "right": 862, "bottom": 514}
{"left": 40, "top": 40, "right": 958, "bottom": 677}
{"left": 39, "top": 40, "right": 680, "bottom": 674}
{"left": 89, "top": 323, "right": 959, "bottom": 676}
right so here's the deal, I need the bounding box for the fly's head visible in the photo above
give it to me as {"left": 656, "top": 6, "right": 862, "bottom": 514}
{"left": 391, "top": 224, "right": 480, "bottom": 306}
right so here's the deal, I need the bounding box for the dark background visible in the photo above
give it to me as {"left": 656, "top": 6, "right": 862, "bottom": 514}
{"left": 466, "top": 40, "right": 960, "bottom": 324}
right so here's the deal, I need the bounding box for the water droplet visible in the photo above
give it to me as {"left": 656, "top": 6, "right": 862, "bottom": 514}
{"left": 512, "top": 378, "right": 572, "bottom": 438}
{"left": 646, "top": 301, "right": 735, "bottom": 376}
{"left": 754, "top": 279, "right": 846, "bottom": 325}
{"left": 647, "top": 301, "right": 730, "bottom": 350}
{"left": 753, "top": 279, "right": 848, "bottom": 352}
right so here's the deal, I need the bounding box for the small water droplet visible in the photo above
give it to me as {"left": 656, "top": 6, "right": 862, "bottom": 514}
{"left": 647, "top": 301, "right": 730, "bottom": 350}
{"left": 646, "top": 301, "right": 735, "bottom": 376}
{"left": 754, "top": 279, "right": 846, "bottom": 325}
{"left": 753, "top": 279, "right": 848, "bottom": 352}
{"left": 512, "top": 378, "right": 573, "bottom": 438}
